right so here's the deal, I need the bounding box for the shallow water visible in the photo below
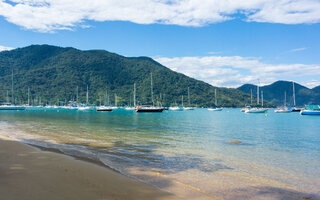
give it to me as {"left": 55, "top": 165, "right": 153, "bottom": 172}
{"left": 0, "top": 108, "right": 319, "bottom": 199}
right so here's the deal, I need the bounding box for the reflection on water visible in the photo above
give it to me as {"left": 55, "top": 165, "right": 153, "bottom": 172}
{"left": 0, "top": 108, "right": 319, "bottom": 199}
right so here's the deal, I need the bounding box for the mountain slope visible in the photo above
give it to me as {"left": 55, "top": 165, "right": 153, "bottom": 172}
{"left": 238, "top": 81, "right": 320, "bottom": 106}
{"left": 0, "top": 45, "right": 267, "bottom": 107}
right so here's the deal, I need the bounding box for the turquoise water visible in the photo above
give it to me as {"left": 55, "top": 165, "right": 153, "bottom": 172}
{"left": 0, "top": 108, "right": 319, "bottom": 199}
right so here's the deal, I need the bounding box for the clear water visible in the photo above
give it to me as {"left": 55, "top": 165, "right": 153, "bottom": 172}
{"left": 0, "top": 108, "right": 319, "bottom": 199}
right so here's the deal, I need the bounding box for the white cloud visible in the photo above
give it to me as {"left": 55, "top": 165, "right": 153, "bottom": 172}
{"left": 0, "top": 0, "right": 319, "bottom": 32}
{"left": 0, "top": 45, "right": 14, "bottom": 51}
{"left": 154, "top": 55, "right": 320, "bottom": 88}
{"left": 303, "top": 80, "right": 320, "bottom": 89}
{"left": 289, "top": 47, "right": 307, "bottom": 52}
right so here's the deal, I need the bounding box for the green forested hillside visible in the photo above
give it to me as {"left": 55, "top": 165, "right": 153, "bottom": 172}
{"left": 0, "top": 45, "right": 261, "bottom": 107}
{"left": 238, "top": 81, "right": 320, "bottom": 106}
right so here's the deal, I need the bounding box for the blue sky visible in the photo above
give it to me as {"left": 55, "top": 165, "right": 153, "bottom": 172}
{"left": 0, "top": 0, "right": 320, "bottom": 88}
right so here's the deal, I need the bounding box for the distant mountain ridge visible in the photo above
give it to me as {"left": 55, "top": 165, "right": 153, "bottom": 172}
{"left": 0, "top": 44, "right": 262, "bottom": 107}
{"left": 238, "top": 81, "right": 320, "bottom": 106}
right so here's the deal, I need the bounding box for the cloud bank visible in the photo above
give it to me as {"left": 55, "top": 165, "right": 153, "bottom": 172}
{"left": 0, "top": 45, "right": 14, "bottom": 51}
{"left": 0, "top": 0, "right": 320, "bottom": 32}
{"left": 154, "top": 56, "right": 320, "bottom": 88}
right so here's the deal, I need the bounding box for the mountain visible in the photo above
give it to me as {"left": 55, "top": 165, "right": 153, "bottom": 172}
{"left": 0, "top": 45, "right": 262, "bottom": 107}
{"left": 238, "top": 81, "right": 320, "bottom": 106}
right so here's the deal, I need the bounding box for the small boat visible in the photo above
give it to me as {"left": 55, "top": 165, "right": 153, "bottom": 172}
{"left": 136, "top": 73, "right": 163, "bottom": 113}
{"left": 300, "top": 110, "right": 320, "bottom": 115}
{"left": 245, "top": 108, "right": 268, "bottom": 113}
{"left": 183, "top": 107, "right": 194, "bottom": 110}
{"left": 169, "top": 106, "right": 183, "bottom": 111}
{"left": 96, "top": 106, "right": 112, "bottom": 112}
{"left": 290, "top": 108, "right": 301, "bottom": 112}
{"left": 275, "top": 92, "right": 291, "bottom": 113}
{"left": 290, "top": 81, "right": 301, "bottom": 112}
{"left": 274, "top": 108, "right": 291, "bottom": 113}
{"left": 78, "top": 105, "right": 95, "bottom": 111}
{"left": 300, "top": 105, "right": 320, "bottom": 115}
{"left": 124, "top": 107, "right": 135, "bottom": 110}
{"left": 241, "top": 106, "right": 251, "bottom": 112}
{"left": 136, "top": 105, "right": 164, "bottom": 112}
{"left": 0, "top": 103, "right": 25, "bottom": 111}
{"left": 208, "top": 107, "right": 223, "bottom": 111}
{"left": 208, "top": 89, "right": 223, "bottom": 111}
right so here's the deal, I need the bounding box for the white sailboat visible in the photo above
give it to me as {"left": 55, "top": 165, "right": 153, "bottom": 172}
{"left": 0, "top": 68, "right": 25, "bottom": 111}
{"left": 208, "top": 89, "right": 223, "bottom": 111}
{"left": 245, "top": 82, "right": 267, "bottom": 113}
{"left": 78, "top": 85, "right": 95, "bottom": 111}
{"left": 125, "top": 83, "right": 136, "bottom": 110}
{"left": 183, "top": 87, "right": 194, "bottom": 110}
{"left": 136, "top": 72, "right": 164, "bottom": 112}
{"left": 290, "top": 81, "right": 301, "bottom": 112}
{"left": 275, "top": 91, "right": 291, "bottom": 113}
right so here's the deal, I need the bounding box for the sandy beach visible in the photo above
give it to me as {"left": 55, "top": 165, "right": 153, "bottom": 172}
{"left": 0, "top": 136, "right": 180, "bottom": 200}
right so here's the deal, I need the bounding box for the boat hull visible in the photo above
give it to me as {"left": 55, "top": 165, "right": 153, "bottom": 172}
{"left": 208, "top": 108, "right": 223, "bottom": 111}
{"left": 300, "top": 110, "right": 320, "bottom": 115}
{"left": 275, "top": 110, "right": 291, "bottom": 113}
{"left": 97, "top": 108, "right": 112, "bottom": 112}
{"left": 136, "top": 108, "right": 164, "bottom": 112}
{"left": 0, "top": 106, "right": 25, "bottom": 111}
{"left": 245, "top": 109, "right": 268, "bottom": 113}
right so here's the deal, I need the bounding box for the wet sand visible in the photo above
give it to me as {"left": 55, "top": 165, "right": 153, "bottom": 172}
{"left": 0, "top": 136, "right": 180, "bottom": 200}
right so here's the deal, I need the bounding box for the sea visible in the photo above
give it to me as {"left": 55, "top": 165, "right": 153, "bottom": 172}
{"left": 0, "top": 108, "right": 319, "bottom": 199}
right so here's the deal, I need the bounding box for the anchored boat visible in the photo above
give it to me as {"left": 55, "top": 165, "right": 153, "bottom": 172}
{"left": 245, "top": 108, "right": 268, "bottom": 113}
{"left": 0, "top": 103, "right": 25, "bottom": 111}
{"left": 136, "top": 105, "right": 164, "bottom": 112}
{"left": 300, "top": 105, "right": 320, "bottom": 115}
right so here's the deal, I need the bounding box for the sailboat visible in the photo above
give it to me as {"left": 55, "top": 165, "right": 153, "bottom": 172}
{"left": 183, "top": 87, "right": 194, "bottom": 110}
{"left": 136, "top": 73, "right": 164, "bottom": 112}
{"left": 289, "top": 81, "right": 301, "bottom": 112}
{"left": 78, "top": 85, "right": 95, "bottom": 111}
{"left": 169, "top": 96, "right": 184, "bottom": 111}
{"left": 96, "top": 89, "right": 113, "bottom": 111}
{"left": 245, "top": 83, "right": 268, "bottom": 113}
{"left": 275, "top": 91, "right": 291, "bottom": 113}
{"left": 208, "top": 89, "right": 223, "bottom": 111}
{"left": 0, "top": 68, "right": 25, "bottom": 111}
{"left": 125, "top": 83, "right": 136, "bottom": 110}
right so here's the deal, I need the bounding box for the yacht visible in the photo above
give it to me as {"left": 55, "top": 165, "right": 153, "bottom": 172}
{"left": 96, "top": 106, "right": 112, "bottom": 112}
{"left": 0, "top": 103, "right": 25, "bottom": 111}
{"left": 136, "top": 105, "right": 164, "bottom": 112}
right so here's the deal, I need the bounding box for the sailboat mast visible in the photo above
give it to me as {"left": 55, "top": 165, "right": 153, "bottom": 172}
{"left": 134, "top": 83, "right": 136, "bottom": 107}
{"left": 182, "top": 95, "right": 184, "bottom": 107}
{"left": 105, "top": 90, "right": 108, "bottom": 105}
{"left": 28, "top": 87, "right": 30, "bottom": 106}
{"left": 250, "top": 89, "right": 252, "bottom": 105}
{"left": 76, "top": 86, "right": 79, "bottom": 105}
{"left": 261, "top": 91, "right": 263, "bottom": 107}
{"left": 6, "top": 90, "right": 9, "bottom": 103}
{"left": 188, "top": 87, "right": 190, "bottom": 106}
{"left": 292, "top": 81, "right": 296, "bottom": 107}
{"left": 284, "top": 91, "right": 286, "bottom": 107}
{"left": 11, "top": 68, "right": 14, "bottom": 104}
{"left": 115, "top": 94, "right": 117, "bottom": 107}
{"left": 215, "top": 89, "right": 217, "bottom": 106}
{"left": 150, "top": 72, "right": 154, "bottom": 106}
{"left": 86, "top": 85, "right": 89, "bottom": 105}
{"left": 257, "top": 85, "right": 259, "bottom": 105}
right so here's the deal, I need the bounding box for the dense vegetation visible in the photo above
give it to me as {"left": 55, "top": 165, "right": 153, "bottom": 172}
{"left": 0, "top": 45, "right": 267, "bottom": 107}
{"left": 238, "top": 81, "right": 320, "bottom": 106}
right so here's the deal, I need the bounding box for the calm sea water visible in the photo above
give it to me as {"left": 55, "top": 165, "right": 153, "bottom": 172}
{"left": 0, "top": 108, "right": 319, "bottom": 199}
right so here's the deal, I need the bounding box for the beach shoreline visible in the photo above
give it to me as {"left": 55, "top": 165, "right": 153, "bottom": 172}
{"left": 1, "top": 118, "right": 319, "bottom": 200}
{"left": 0, "top": 135, "right": 181, "bottom": 200}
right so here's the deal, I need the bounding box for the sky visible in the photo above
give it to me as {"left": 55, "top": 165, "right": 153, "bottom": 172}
{"left": 0, "top": 0, "right": 320, "bottom": 88}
